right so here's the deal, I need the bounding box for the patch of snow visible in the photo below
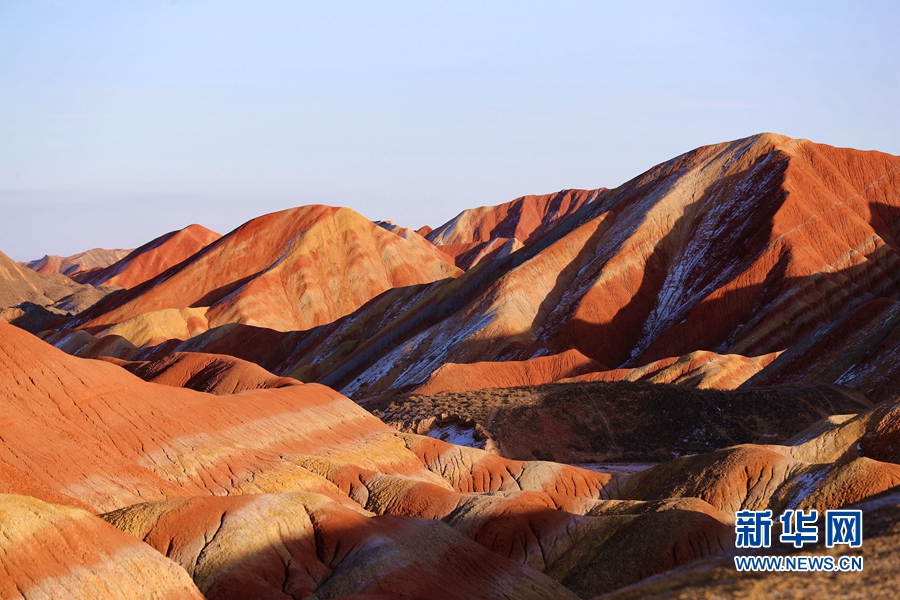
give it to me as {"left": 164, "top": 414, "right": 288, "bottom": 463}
{"left": 427, "top": 424, "right": 484, "bottom": 449}
{"left": 784, "top": 468, "right": 831, "bottom": 510}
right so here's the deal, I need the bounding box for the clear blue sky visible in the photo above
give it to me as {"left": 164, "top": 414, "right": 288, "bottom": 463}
{"left": 1, "top": 1, "right": 898, "bottom": 260}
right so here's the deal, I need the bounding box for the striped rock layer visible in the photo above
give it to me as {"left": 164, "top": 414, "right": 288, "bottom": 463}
{"left": 4, "top": 321, "right": 900, "bottom": 596}
{"left": 75, "top": 134, "right": 900, "bottom": 404}
{"left": 70, "top": 205, "right": 462, "bottom": 346}
{"left": 37, "top": 134, "right": 900, "bottom": 404}
{"left": 74, "top": 224, "right": 221, "bottom": 289}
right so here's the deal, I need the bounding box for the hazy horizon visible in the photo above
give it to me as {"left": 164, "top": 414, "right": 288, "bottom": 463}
{"left": 2, "top": 1, "right": 898, "bottom": 261}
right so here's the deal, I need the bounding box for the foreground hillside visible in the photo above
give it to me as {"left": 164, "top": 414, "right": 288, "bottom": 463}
{"left": 0, "top": 323, "right": 733, "bottom": 598}
{"left": 4, "top": 321, "right": 900, "bottom": 597}
{"left": 600, "top": 488, "right": 900, "bottom": 600}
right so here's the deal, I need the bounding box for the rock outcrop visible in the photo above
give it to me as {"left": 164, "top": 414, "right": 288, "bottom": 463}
{"left": 412, "top": 349, "right": 604, "bottom": 395}
{"left": 42, "top": 135, "right": 900, "bottom": 405}
{"left": 0, "top": 324, "right": 749, "bottom": 598}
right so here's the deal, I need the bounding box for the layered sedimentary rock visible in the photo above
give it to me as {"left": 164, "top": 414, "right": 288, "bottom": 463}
{"left": 412, "top": 349, "right": 603, "bottom": 395}
{"left": 25, "top": 247, "right": 132, "bottom": 277}
{"left": 0, "top": 323, "right": 746, "bottom": 598}
{"left": 613, "top": 392, "right": 900, "bottom": 515}
{"left": 326, "top": 134, "right": 900, "bottom": 399}
{"left": 601, "top": 488, "right": 900, "bottom": 600}
{"left": 1, "top": 251, "right": 108, "bottom": 311}
{"left": 0, "top": 321, "right": 445, "bottom": 512}
{"left": 74, "top": 224, "right": 221, "bottom": 289}
{"left": 42, "top": 135, "right": 900, "bottom": 405}
{"left": 0, "top": 250, "right": 118, "bottom": 332}
{"left": 104, "top": 351, "right": 298, "bottom": 395}
{"left": 425, "top": 188, "right": 602, "bottom": 269}
{"left": 4, "top": 132, "right": 900, "bottom": 598}
{"left": 102, "top": 492, "right": 581, "bottom": 600}
{"left": 562, "top": 350, "right": 781, "bottom": 389}
{"left": 0, "top": 494, "right": 203, "bottom": 600}
{"left": 70, "top": 205, "right": 461, "bottom": 346}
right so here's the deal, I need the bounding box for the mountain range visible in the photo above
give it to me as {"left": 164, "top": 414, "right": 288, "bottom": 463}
{"left": 2, "top": 132, "right": 899, "bottom": 599}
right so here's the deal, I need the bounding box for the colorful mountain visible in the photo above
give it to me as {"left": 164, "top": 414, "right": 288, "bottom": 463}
{"left": 73, "top": 224, "right": 221, "bottom": 289}
{"left": 3, "top": 132, "right": 900, "bottom": 598}
{"left": 42, "top": 134, "right": 900, "bottom": 407}
{"left": 68, "top": 205, "right": 461, "bottom": 346}
{"left": 425, "top": 188, "right": 601, "bottom": 269}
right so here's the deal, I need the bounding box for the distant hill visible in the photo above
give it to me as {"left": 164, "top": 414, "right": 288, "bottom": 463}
{"left": 26, "top": 247, "right": 132, "bottom": 277}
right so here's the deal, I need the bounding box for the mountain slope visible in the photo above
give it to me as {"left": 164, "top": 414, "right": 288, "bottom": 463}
{"left": 26, "top": 247, "right": 132, "bottom": 277}
{"left": 0, "top": 494, "right": 204, "bottom": 600}
{"left": 31, "top": 134, "right": 900, "bottom": 403}
{"left": 0, "top": 250, "right": 117, "bottom": 332}
{"left": 1, "top": 323, "right": 745, "bottom": 598}
{"left": 426, "top": 188, "right": 602, "bottom": 269}
{"left": 330, "top": 134, "right": 900, "bottom": 398}
{"left": 71, "top": 205, "right": 462, "bottom": 344}
{"left": 74, "top": 223, "right": 221, "bottom": 289}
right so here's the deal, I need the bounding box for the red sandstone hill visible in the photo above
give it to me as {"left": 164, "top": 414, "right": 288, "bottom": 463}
{"left": 425, "top": 188, "right": 602, "bottom": 269}
{"left": 66, "top": 205, "right": 462, "bottom": 347}
{"left": 303, "top": 133, "right": 900, "bottom": 401}
{"left": 25, "top": 247, "right": 132, "bottom": 277}
{"left": 0, "top": 494, "right": 204, "bottom": 599}
{"left": 6, "top": 132, "right": 900, "bottom": 598}
{"left": 73, "top": 223, "right": 221, "bottom": 289}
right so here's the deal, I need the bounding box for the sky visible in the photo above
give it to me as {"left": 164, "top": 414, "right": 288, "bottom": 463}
{"left": 1, "top": 1, "right": 898, "bottom": 261}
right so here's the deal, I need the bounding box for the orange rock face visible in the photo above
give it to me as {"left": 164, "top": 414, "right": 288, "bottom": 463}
{"left": 0, "top": 325, "right": 746, "bottom": 598}
{"left": 0, "top": 494, "right": 203, "bottom": 600}
{"left": 0, "top": 322, "right": 432, "bottom": 511}
{"left": 102, "top": 492, "right": 582, "bottom": 600}
{"left": 6, "top": 133, "right": 900, "bottom": 597}
{"left": 412, "top": 349, "right": 603, "bottom": 395}
{"left": 72, "top": 205, "right": 461, "bottom": 346}
{"left": 317, "top": 134, "right": 900, "bottom": 400}
{"left": 614, "top": 390, "right": 900, "bottom": 515}
{"left": 38, "top": 134, "right": 900, "bottom": 404}
{"left": 104, "top": 351, "right": 298, "bottom": 395}
{"left": 426, "top": 188, "right": 602, "bottom": 269}
{"left": 74, "top": 224, "right": 221, "bottom": 289}
{"left": 562, "top": 350, "right": 781, "bottom": 389}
